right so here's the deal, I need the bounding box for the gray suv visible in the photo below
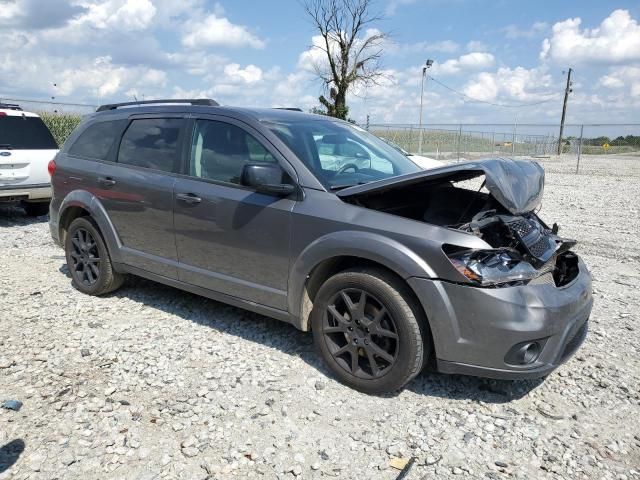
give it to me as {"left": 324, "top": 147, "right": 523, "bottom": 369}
{"left": 49, "top": 99, "right": 592, "bottom": 394}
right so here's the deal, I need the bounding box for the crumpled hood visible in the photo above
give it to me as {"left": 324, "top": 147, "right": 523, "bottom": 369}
{"left": 337, "top": 158, "right": 545, "bottom": 215}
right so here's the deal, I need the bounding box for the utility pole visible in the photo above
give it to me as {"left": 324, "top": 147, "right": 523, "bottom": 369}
{"left": 418, "top": 59, "right": 434, "bottom": 154}
{"left": 557, "top": 67, "right": 573, "bottom": 155}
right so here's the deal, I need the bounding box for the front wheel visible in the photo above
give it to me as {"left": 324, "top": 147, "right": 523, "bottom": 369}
{"left": 64, "top": 217, "right": 124, "bottom": 296}
{"left": 311, "top": 268, "right": 430, "bottom": 394}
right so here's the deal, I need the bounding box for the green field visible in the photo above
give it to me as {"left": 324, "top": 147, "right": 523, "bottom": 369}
{"left": 39, "top": 112, "right": 83, "bottom": 147}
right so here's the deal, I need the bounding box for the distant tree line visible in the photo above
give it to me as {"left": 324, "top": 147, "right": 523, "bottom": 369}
{"left": 580, "top": 135, "right": 640, "bottom": 146}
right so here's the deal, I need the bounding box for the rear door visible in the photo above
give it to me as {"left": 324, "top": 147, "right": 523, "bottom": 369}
{"left": 0, "top": 111, "right": 58, "bottom": 190}
{"left": 172, "top": 116, "right": 294, "bottom": 310}
{"left": 96, "top": 115, "right": 187, "bottom": 278}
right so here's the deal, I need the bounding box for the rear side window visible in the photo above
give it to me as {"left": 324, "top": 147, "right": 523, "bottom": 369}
{"left": 0, "top": 115, "right": 58, "bottom": 150}
{"left": 68, "top": 120, "right": 124, "bottom": 160}
{"left": 117, "top": 118, "right": 182, "bottom": 173}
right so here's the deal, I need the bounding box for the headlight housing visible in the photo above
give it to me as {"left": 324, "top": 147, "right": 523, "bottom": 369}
{"left": 445, "top": 247, "right": 540, "bottom": 286}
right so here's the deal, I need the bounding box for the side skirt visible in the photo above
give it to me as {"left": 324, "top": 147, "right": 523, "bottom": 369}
{"left": 114, "top": 263, "right": 298, "bottom": 328}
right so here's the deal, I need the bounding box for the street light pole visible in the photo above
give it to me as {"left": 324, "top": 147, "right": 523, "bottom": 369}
{"left": 418, "top": 59, "right": 433, "bottom": 155}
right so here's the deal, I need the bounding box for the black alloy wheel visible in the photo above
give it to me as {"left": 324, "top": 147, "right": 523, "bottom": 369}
{"left": 69, "top": 227, "right": 101, "bottom": 286}
{"left": 64, "top": 216, "right": 124, "bottom": 296}
{"left": 323, "top": 288, "right": 399, "bottom": 379}
{"left": 312, "top": 268, "right": 429, "bottom": 394}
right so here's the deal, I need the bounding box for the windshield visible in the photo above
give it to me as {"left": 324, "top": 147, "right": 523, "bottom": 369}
{"left": 379, "top": 137, "right": 410, "bottom": 156}
{"left": 0, "top": 115, "right": 58, "bottom": 150}
{"left": 263, "top": 118, "right": 420, "bottom": 189}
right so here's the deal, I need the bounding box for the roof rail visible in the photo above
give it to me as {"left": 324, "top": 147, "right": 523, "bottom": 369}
{"left": 0, "top": 103, "right": 23, "bottom": 111}
{"left": 96, "top": 98, "right": 219, "bottom": 112}
{"left": 273, "top": 107, "right": 303, "bottom": 112}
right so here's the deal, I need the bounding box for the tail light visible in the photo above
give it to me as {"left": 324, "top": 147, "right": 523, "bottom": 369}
{"left": 48, "top": 159, "right": 56, "bottom": 176}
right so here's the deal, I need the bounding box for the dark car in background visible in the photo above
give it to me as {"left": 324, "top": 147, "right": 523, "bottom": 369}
{"left": 48, "top": 99, "right": 592, "bottom": 393}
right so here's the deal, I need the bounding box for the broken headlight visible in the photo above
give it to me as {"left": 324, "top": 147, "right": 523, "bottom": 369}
{"left": 445, "top": 248, "right": 540, "bottom": 286}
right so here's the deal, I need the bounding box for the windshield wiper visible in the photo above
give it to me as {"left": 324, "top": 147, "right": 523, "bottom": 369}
{"left": 329, "top": 181, "right": 368, "bottom": 191}
{"left": 0, "top": 144, "right": 12, "bottom": 150}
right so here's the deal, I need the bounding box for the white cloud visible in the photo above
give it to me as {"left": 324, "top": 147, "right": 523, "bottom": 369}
{"left": 436, "top": 52, "right": 495, "bottom": 75}
{"left": 182, "top": 13, "right": 265, "bottom": 49}
{"left": 462, "top": 66, "right": 554, "bottom": 102}
{"left": 223, "top": 64, "right": 263, "bottom": 84}
{"left": 503, "top": 21, "right": 548, "bottom": 39}
{"left": 54, "top": 56, "right": 166, "bottom": 97}
{"left": 75, "top": 0, "right": 157, "bottom": 31}
{"left": 540, "top": 9, "right": 640, "bottom": 64}
{"left": 297, "top": 35, "right": 331, "bottom": 72}
{"left": 598, "top": 66, "right": 640, "bottom": 97}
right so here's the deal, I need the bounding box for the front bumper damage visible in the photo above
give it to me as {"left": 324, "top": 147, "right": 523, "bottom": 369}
{"left": 408, "top": 256, "right": 592, "bottom": 380}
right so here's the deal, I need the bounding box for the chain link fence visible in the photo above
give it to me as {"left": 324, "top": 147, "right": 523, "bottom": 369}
{"left": 369, "top": 123, "right": 640, "bottom": 177}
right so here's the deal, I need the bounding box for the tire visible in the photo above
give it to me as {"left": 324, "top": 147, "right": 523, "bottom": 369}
{"left": 311, "top": 267, "right": 430, "bottom": 394}
{"left": 23, "top": 201, "right": 50, "bottom": 217}
{"left": 64, "top": 217, "right": 124, "bottom": 296}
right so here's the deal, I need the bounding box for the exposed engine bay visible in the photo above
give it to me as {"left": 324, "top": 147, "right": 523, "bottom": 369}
{"left": 339, "top": 160, "right": 580, "bottom": 287}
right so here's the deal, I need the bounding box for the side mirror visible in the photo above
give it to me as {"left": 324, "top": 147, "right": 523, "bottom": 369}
{"left": 241, "top": 163, "right": 296, "bottom": 196}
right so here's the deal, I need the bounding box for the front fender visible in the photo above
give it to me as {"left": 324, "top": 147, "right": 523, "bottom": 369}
{"left": 288, "top": 230, "right": 437, "bottom": 330}
{"left": 57, "top": 190, "right": 122, "bottom": 262}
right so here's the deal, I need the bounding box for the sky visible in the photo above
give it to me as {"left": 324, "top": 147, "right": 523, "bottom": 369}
{"left": 1, "top": 0, "right": 639, "bottom": 125}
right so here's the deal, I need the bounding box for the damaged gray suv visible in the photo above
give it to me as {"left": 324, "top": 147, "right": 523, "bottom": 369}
{"left": 49, "top": 99, "right": 592, "bottom": 394}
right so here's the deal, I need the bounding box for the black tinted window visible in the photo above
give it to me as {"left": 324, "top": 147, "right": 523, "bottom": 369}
{"left": 190, "top": 120, "right": 275, "bottom": 184}
{"left": 68, "top": 120, "right": 124, "bottom": 160}
{"left": 118, "top": 118, "right": 182, "bottom": 172}
{"left": 0, "top": 115, "right": 58, "bottom": 150}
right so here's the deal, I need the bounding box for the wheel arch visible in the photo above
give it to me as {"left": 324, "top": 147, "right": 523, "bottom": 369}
{"left": 57, "top": 191, "right": 122, "bottom": 262}
{"left": 289, "top": 231, "right": 437, "bottom": 334}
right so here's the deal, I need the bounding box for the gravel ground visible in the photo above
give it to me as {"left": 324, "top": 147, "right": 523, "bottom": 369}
{"left": 1, "top": 163, "right": 639, "bottom": 480}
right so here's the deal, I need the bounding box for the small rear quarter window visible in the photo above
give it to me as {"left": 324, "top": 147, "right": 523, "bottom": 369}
{"left": 68, "top": 120, "right": 125, "bottom": 160}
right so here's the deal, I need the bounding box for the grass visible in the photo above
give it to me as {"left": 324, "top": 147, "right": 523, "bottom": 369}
{"left": 39, "top": 112, "right": 83, "bottom": 147}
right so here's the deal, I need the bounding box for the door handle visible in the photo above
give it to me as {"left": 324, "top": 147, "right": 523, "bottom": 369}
{"left": 176, "top": 192, "right": 202, "bottom": 204}
{"left": 98, "top": 177, "right": 116, "bottom": 187}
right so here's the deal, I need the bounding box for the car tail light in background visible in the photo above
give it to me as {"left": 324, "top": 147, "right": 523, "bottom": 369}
{"left": 0, "top": 112, "right": 6, "bottom": 117}
{"left": 48, "top": 159, "right": 56, "bottom": 176}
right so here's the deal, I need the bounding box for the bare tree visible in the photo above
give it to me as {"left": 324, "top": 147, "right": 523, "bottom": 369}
{"left": 302, "top": 0, "right": 387, "bottom": 120}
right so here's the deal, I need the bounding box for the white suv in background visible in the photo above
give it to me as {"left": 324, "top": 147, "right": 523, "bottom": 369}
{"left": 0, "top": 103, "right": 59, "bottom": 216}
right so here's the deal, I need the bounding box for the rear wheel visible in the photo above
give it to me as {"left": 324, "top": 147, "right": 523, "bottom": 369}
{"left": 22, "top": 201, "right": 49, "bottom": 217}
{"left": 311, "top": 267, "right": 429, "bottom": 394}
{"left": 65, "top": 217, "right": 124, "bottom": 295}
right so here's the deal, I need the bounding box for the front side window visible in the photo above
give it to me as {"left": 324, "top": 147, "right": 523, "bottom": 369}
{"left": 117, "top": 118, "right": 182, "bottom": 173}
{"left": 189, "top": 120, "right": 275, "bottom": 184}
{"left": 68, "top": 120, "right": 124, "bottom": 160}
{"left": 0, "top": 115, "right": 58, "bottom": 150}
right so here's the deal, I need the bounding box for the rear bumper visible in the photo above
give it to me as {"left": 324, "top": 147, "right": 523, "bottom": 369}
{"left": 0, "top": 183, "right": 51, "bottom": 201}
{"left": 408, "top": 256, "right": 593, "bottom": 380}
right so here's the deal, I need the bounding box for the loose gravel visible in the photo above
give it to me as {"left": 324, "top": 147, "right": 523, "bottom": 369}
{"left": 1, "top": 160, "right": 639, "bottom": 479}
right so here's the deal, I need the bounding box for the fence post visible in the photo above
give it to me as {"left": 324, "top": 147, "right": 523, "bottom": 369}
{"left": 408, "top": 126, "right": 413, "bottom": 153}
{"left": 456, "top": 124, "right": 462, "bottom": 162}
{"left": 576, "top": 124, "right": 583, "bottom": 174}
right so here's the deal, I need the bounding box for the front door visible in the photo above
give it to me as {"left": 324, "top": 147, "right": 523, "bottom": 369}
{"left": 97, "top": 116, "right": 186, "bottom": 278}
{"left": 173, "top": 117, "right": 294, "bottom": 310}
